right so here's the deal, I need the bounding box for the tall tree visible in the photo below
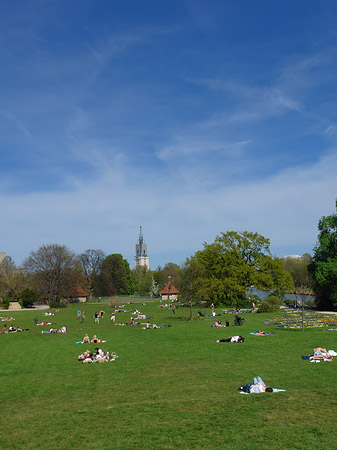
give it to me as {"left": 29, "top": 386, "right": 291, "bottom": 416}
{"left": 283, "top": 254, "right": 313, "bottom": 291}
{"left": 97, "top": 253, "right": 134, "bottom": 296}
{"left": 152, "top": 263, "right": 183, "bottom": 291}
{"left": 183, "top": 231, "right": 293, "bottom": 307}
{"left": 309, "top": 200, "right": 337, "bottom": 310}
{"left": 0, "top": 256, "right": 25, "bottom": 300}
{"left": 80, "top": 249, "right": 105, "bottom": 295}
{"left": 132, "top": 266, "right": 153, "bottom": 296}
{"left": 23, "top": 244, "right": 78, "bottom": 301}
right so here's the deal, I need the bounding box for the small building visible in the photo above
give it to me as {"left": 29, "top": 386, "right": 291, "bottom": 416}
{"left": 68, "top": 285, "right": 89, "bottom": 303}
{"left": 160, "top": 278, "right": 180, "bottom": 302}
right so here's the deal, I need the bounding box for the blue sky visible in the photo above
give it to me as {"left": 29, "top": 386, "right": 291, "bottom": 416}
{"left": 2, "top": 0, "right": 337, "bottom": 269}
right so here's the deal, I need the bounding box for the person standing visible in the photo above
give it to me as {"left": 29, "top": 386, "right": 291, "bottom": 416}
{"left": 110, "top": 312, "right": 116, "bottom": 323}
{"left": 94, "top": 312, "right": 100, "bottom": 324}
{"left": 81, "top": 311, "right": 85, "bottom": 324}
{"left": 77, "top": 309, "right": 81, "bottom": 319}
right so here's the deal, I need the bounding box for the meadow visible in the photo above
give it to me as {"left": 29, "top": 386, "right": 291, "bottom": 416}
{"left": 1, "top": 299, "right": 336, "bottom": 450}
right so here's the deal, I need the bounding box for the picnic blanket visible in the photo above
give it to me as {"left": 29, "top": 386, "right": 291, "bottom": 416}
{"left": 250, "top": 331, "right": 275, "bottom": 336}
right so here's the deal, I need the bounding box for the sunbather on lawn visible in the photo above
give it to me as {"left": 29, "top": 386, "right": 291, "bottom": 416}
{"left": 238, "top": 376, "right": 273, "bottom": 393}
{"left": 310, "top": 347, "right": 333, "bottom": 360}
{"left": 216, "top": 335, "right": 244, "bottom": 343}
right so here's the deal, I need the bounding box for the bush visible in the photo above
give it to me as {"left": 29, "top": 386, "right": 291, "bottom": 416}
{"left": 0, "top": 297, "right": 11, "bottom": 309}
{"left": 283, "top": 298, "right": 294, "bottom": 307}
{"left": 49, "top": 301, "right": 67, "bottom": 309}
{"left": 19, "top": 288, "right": 40, "bottom": 308}
{"left": 258, "top": 295, "right": 282, "bottom": 313}
{"left": 305, "top": 300, "right": 315, "bottom": 308}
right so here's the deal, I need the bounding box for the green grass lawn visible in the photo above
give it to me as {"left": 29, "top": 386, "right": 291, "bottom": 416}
{"left": 1, "top": 301, "right": 336, "bottom": 450}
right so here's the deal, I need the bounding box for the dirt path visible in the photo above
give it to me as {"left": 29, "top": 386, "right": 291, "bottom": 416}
{"left": 0, "top": 305, "right": 49, "bottom": 312}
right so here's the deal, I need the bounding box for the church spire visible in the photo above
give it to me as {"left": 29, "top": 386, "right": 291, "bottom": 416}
{"left": 139, "top": 226, "right": 144, "bottom": 245}
{"left": 134, "top": 226, "right": 149, "bottom": 269}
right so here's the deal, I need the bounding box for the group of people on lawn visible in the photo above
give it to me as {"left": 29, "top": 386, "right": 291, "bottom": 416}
{"left": 78, "top": 347, "right": 116, "bottom": 363}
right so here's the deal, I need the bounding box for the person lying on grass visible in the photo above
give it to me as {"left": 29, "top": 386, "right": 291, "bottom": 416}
{"left": 216, "top": 336, "right": 244, "bottom": 343}
{"left": 310, "top": 347, "right": 334, "bottom": 361}
{"left": 8, "top": 326, "right": 28, "bottom": 332}
{"left": 238, "top": 376, "right": 273, "bottom": 393}
{"left": 41, "top": 325, "right": 67, "bottom": 334}
{"left": 142, "top": 322, "right": 160, "bottom": 329}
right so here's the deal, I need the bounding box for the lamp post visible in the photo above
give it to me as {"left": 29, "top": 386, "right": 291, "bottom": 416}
{"left": 190, "top": 281, "right": 193, "bottom": 321}
{"left": 168, "top": 276, "right": 171, "bottom": 303}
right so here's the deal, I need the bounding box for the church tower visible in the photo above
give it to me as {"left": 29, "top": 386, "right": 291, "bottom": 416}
{"left": 134, "top": 226, "right": 149, "bottom": 269}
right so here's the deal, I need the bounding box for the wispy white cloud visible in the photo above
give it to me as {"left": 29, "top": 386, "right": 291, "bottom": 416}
{"left": 2, "top": 143, "right": 337, "bottom": 266}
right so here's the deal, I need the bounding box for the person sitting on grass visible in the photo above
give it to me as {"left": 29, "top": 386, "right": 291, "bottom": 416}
{"left": 83, "top": 333, "right": 90, "bottom": 343}
{"left": 78, "top": 349, "right": 114, "bottom": 363}
{"left": 238, "top": 376, "right": 273, "bottom": 393}
{"left": 216, "top": 336, "right": 244, "bottom": 343}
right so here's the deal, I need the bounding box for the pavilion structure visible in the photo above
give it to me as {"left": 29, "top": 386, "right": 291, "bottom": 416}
{"left": 160, "top": 277, "right": 180, "bottom": 302}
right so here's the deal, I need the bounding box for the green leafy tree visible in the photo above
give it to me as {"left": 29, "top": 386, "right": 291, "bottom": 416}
{"left": 132, "top": 266, "right": 153, "bottom": 296}
{"left": 309, "top": 200, "right": 337, "bottom": 310}
{"left": 257, "top": 295, "right": 282, "bottom": 312}
{"left": 183, "top": 231, "right": 293, "bottom": 307}
{"left": 97, "top": 254, "right": 134, "bottom": 296}
{"left": 0, "top": 256, "right": 26, "bottom": 300}
{"left": 19, "top": 288, "right": 40, "bottom": 308}
{"left": 152, "top": 263, "right": 183, "bottom": 291}
{"left": 283, "top": 254, "right": 313, "bottom": 291}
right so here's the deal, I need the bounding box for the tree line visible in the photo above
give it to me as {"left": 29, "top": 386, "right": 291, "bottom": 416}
{"left": 1, "top": 200, "right": 337, "bottom": 310}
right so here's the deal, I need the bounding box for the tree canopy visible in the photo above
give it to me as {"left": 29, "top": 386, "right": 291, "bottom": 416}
{"left": 96, "top": 253, "right": 134, "bottom": 296}
{"left": 132, "top": 266, "right": 153, "bottom": 296}
{"left": 309, "top": 200, "right": 337, "bottom": 310}
{"left": 23, "top": 244, "right": 81, "bottom": 301}
{"left": 283, "top": 254, "right": 313, "bottom": 291}
{"left": 183, "top": 231, "right": 293, "bottom": 307}
{"left": 80, "top": 249, "right": 105, "bottom": 296}
{"left": 0, "top": 256, "right": 25, "bottom": 300}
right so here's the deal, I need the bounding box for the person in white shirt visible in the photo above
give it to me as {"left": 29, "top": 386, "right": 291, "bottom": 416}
{"left": 239, "top": 376, "right": 273, "bottom": 393}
